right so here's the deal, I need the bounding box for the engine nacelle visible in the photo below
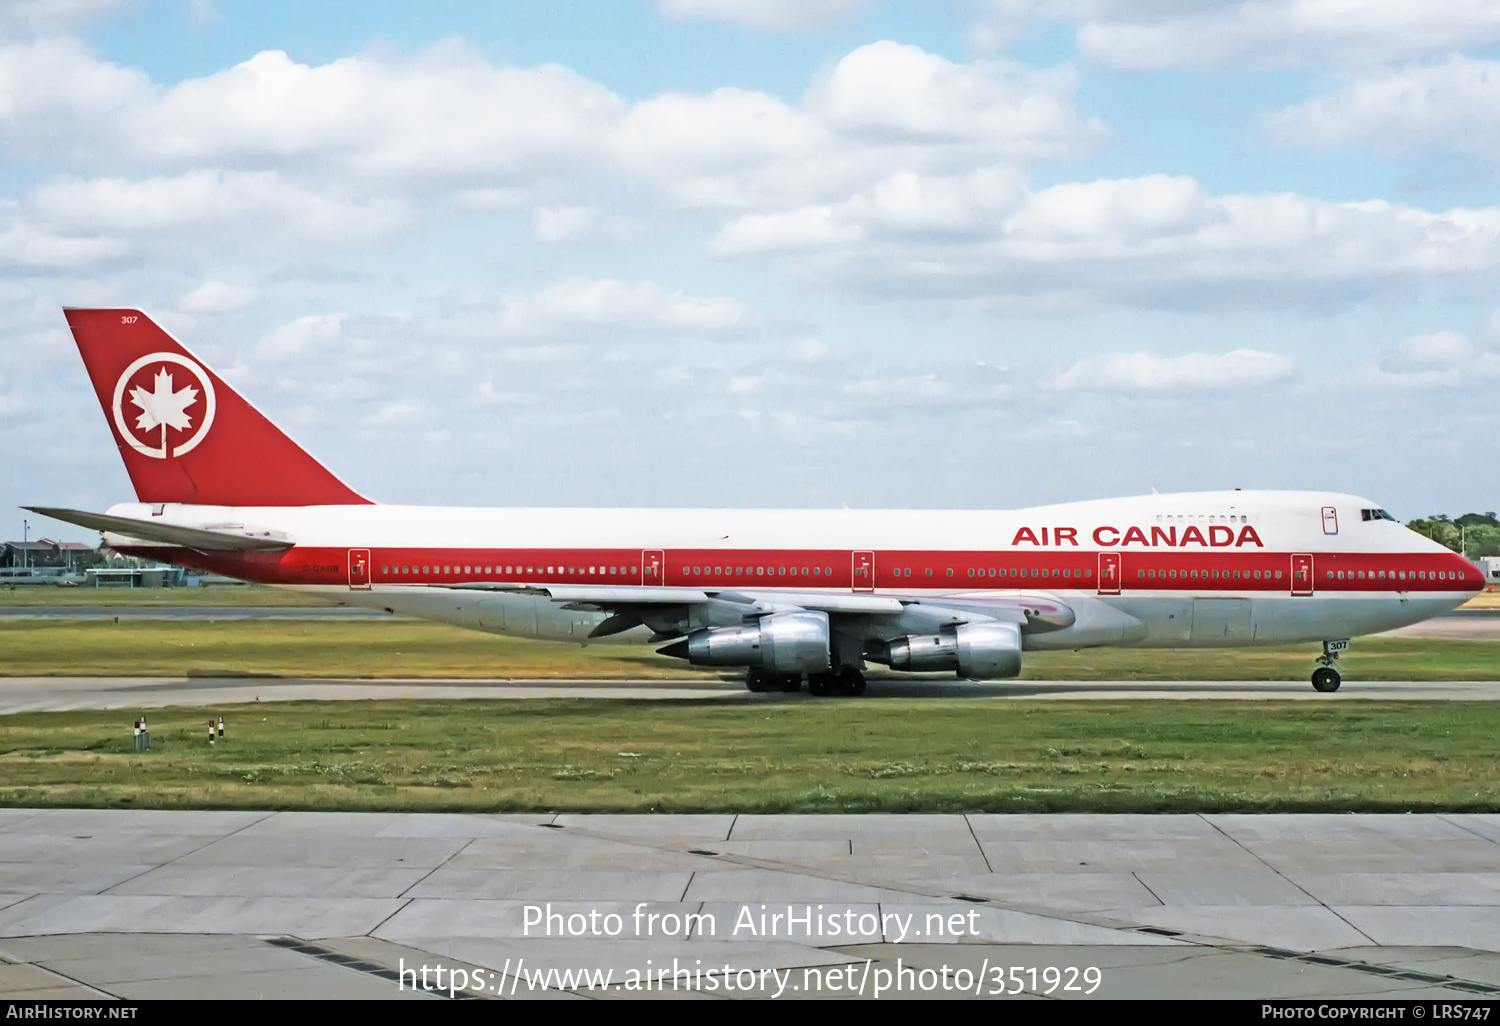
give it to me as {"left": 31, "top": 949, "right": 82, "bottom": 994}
{"left": 678, "top": 611, "right": 831, "bottom": 674}
{"left": 882, "top": 621, "right": 1022, "bottom": 680}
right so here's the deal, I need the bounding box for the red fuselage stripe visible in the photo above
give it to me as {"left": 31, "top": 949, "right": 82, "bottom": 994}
{"left": 124, "top": 546, "right": 1483, "bottom": 594}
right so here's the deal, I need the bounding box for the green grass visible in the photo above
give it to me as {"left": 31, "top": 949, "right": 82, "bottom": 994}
{"left": 0, "top": 618, "right": 1495, "bottom": 680}
{"left": 3, "top": 700, "right": 1498, "bottom": 813}
{"left": 0, "top": 584, "right": 312, "bottom": 606}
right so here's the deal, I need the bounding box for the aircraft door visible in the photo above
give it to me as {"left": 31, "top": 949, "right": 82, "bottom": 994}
{"left": 642, "top": 550, "right": 664, "bottom": 586}
{"left": 1291, "top": 553, "right": 1313, "bottom": 596}
{"left": 852, "top": 551, "right": 874, "bottom": 592}
{"left": 1097, "top": 552, "right": 1121, "bottom": 595}
{"left": 348, "top": 549, "right": 370, "bottom": 590}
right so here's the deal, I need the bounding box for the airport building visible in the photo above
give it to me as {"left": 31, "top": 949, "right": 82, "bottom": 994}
{"left": 1, "top": 538, "right": 95, "bottom": 570}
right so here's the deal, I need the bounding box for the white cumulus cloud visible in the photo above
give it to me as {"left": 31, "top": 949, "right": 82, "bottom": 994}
{"left": 709, "top": 172, "right": 1500, "bottom": 307}
{"left": 966, "top": 0, "right": 1500, "bottom": 68}
{"left": 123, "top": 43, "right": 623, "bottom": 184}
{"left": 1267, "top": 56, "right": 1500, "bottom": 161}
{"left": 1052, "top": 349, "right": 1299, "bottom": 393}
{"left": 1358, "top": 329, "right": 1500, "bottom": 388}
{"left": 178, "top": 280, "right": 257, "bottom": 315}
{"left": 20, "top": 170, "right": 409, "bottom": 260}
{"left": 1074, "top": 0, "right": 1500, "bottom": 69}
{"left": 497, "top": 277, "right": 759, "bottom": 336}
{"left": 657, "top": 0, "right": 868, "bottom": 32}
{"left": 0, "top": 37, "right": 146, "bottom": 125}
{"left": 0, "top": 0, "right": 132, "bottom": 36}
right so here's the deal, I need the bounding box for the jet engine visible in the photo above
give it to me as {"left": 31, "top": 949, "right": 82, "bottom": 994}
{"left": 875, "top": 621, "right": 1022, "bottom": 680}
{"left": 660, "top": 610, "right": 831, "bottom": 674}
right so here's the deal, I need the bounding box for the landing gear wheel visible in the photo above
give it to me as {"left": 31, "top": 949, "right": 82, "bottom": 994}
{"left": 777, "top": 674, "right": 803, "bottom": 693}
{"left": 745, "top": 668, "right": 773, "bottom": 693}
{"left": 807, "top": 674, "right": 833, "bottom": 697}
{"left": 837, "top": 669, "right": 866, "bottom": 696}
{"left": 1311, "top": 667, "right": 1342, "bottom": 693}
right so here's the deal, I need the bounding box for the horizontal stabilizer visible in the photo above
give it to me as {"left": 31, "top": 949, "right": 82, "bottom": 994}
{"left": 24, "top": 507, "right": 296, "bottom": 552}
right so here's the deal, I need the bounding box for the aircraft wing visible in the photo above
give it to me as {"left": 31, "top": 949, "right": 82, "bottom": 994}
{"left": 23, "top": 507, "right": 296, "bottom": 552}
{"left": 439, "top": 581, "right": 1072, "bottom": 637}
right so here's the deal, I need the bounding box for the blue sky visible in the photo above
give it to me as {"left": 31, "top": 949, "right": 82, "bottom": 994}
{"left": 3, "top": 0, "right": 1498, "bottom": 543}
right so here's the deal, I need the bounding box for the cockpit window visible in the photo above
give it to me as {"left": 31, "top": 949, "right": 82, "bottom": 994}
{"left": 1361, "top": 508, "right": 1397, "bottom": 522}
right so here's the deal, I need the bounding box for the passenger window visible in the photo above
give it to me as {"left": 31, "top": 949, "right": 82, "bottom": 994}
{"left": 803, "top": 567, "right": 810, "bottom": 576}
{"left": 778, "top": 567, "right": 785, "bottom": 576}
{"left": 968, "top": 569, "right": 975, "bottom": 577}
{"left": 825, "top": 567, "right": 832, "bottom": 575}
{"left": 924, "top": 568, "right": 932, "bottom": 577}
{"left": 1275, "top": 571, "right": 1282, "bottom": 580}
{"left": 946, "top": 568, "right": 954, "bottom": 577}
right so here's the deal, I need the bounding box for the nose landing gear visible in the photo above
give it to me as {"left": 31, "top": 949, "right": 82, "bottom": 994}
{"left": 1312, "top": 640, "right": 1349, "bottom": 693}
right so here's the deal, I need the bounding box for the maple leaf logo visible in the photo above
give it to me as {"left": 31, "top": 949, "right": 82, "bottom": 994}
{"left": 129, "top": 368, "right": 198, "bottom": 434}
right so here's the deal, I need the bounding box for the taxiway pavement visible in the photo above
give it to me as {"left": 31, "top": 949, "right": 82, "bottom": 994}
{"left": 0, "top": 676, "right": 1498, "bottom": 713}
{"left": 1, "top": 811, "right": 1498, "bottom": 999}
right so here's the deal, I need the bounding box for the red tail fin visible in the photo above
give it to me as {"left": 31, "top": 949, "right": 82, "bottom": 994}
{"left": 65, "top": 308, "right": 370, "bottom": 507}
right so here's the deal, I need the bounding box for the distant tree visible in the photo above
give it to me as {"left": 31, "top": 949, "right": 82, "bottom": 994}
{"left": 1455, "top": 512, "right": 1500, "bottom": 529}
{"left": 1407, "top": 518, "right": 1463, "bottom": 553}
{"left": 1466, "top": 524, "right": 1500, "bottom": 558}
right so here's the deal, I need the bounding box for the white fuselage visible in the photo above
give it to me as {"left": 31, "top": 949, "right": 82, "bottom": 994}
{"left": 103, "top": 489, "right": 1481, "bottom": 655}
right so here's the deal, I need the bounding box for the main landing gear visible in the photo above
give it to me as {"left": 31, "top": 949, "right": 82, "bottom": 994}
{"left": 744, "top": 668, "right": 803, "bottom": 693}
{"left": 808, "top": 668, "right": 866, "bottom": 697}
{"left": 746, "top": 668, "right": 866, "bottom": 696}
{"left": 1312, "top": 640, "right": 1349, "bottom": 693}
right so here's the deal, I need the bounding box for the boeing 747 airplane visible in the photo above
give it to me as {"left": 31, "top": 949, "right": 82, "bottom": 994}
{"left": 27, "top": 309, "right": 1484, "bottom": 695}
